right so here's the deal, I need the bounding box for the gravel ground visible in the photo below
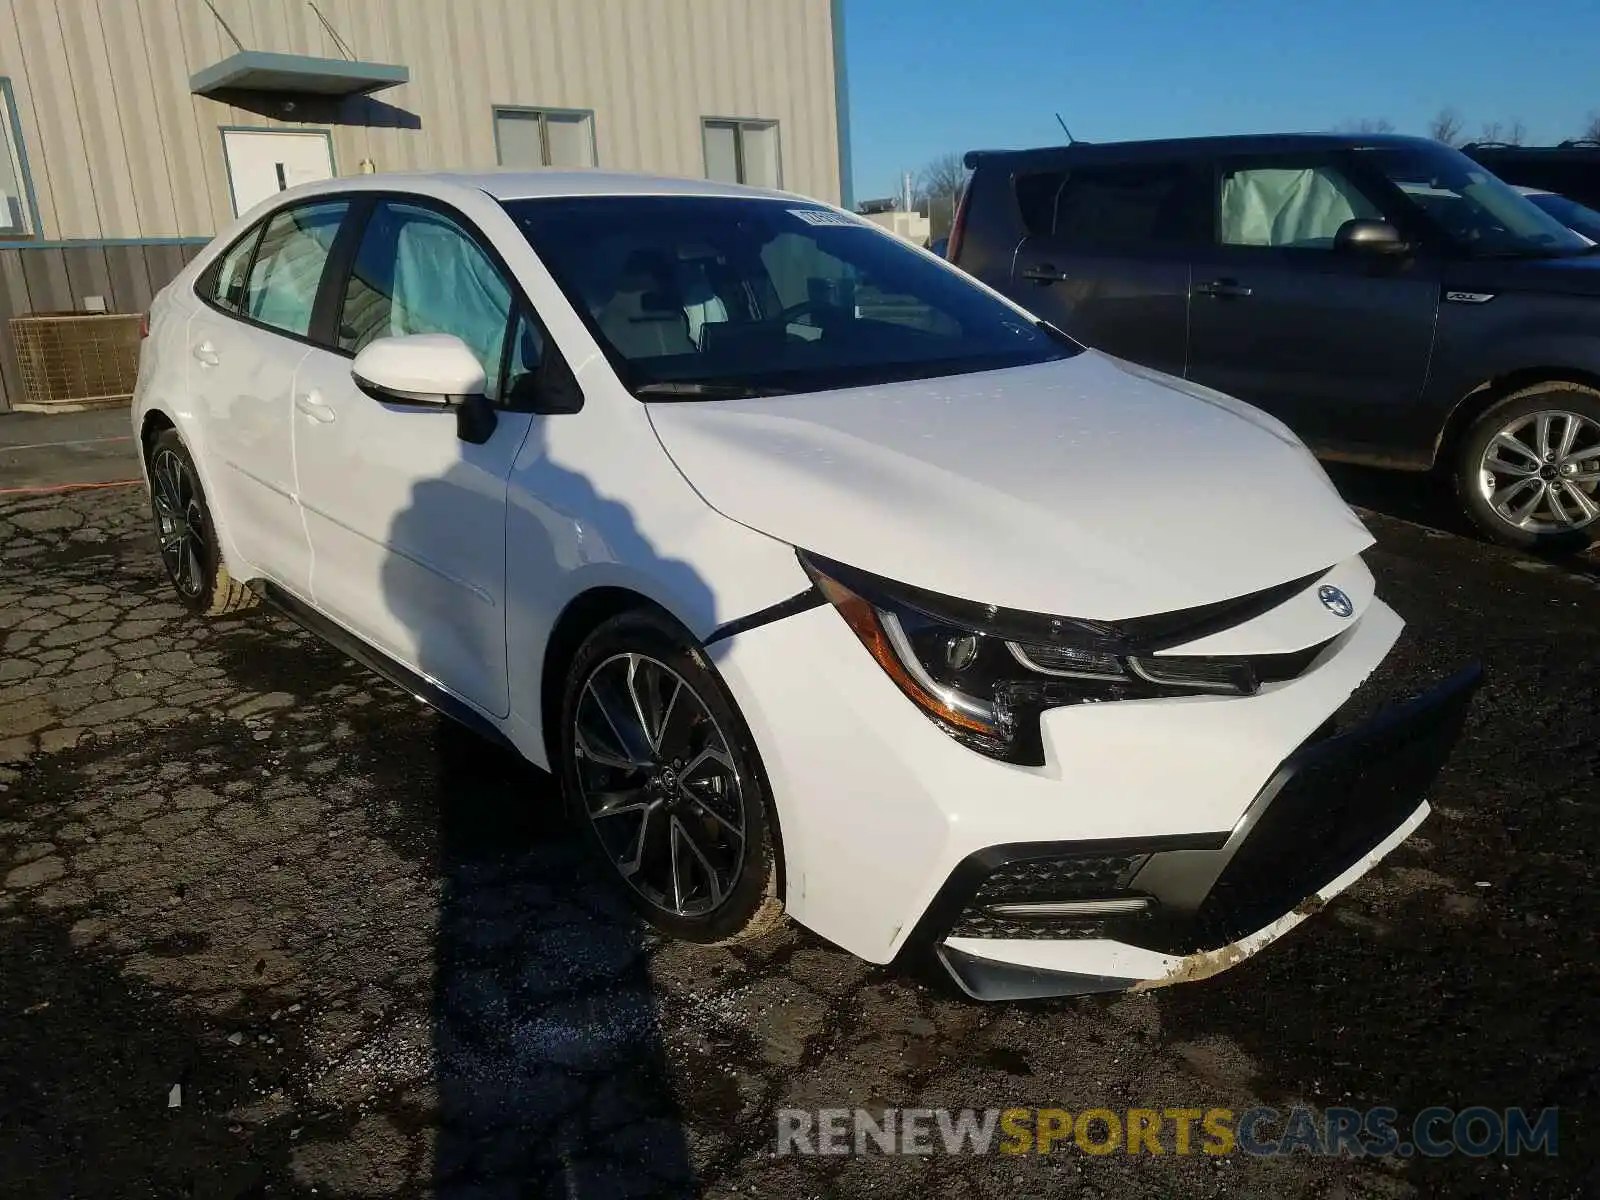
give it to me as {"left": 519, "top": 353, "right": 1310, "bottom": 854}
{"left": 1, "top": 476, "right": 1596, "bottom": 1199}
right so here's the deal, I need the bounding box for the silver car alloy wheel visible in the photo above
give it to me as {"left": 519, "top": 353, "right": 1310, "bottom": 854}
{"left": 572, "top": 652, "right": 746, "bottom": 918}
{"left": 150, "top": 448, "right": 206, "bottom": 598}
{"left": 1478, "top": 409, "right": 1600, "bottom": 532}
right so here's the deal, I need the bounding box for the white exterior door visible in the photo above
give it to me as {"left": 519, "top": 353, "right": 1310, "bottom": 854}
{"left": 223, "top": 130, "right": 334, "bottom": 216}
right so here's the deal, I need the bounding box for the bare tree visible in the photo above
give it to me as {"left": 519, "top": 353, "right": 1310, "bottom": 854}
{"left": 914, "top": 152, "right": 970, "bottom": 238}
{"left": 1476, "top": 118, "right": 1528, "bottom": 146}
{"left": 1428, "top": 107, "right": 1464, "bottom": 147}
{"left": 1334, "top": 117, "right": 1395, "bottom": 135}
{"left": 1581, "top": 112, "right": 1600, "bottom": 143}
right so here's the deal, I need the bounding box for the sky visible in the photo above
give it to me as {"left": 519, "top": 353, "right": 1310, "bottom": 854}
{"left": 840, "top": 0, "right": 1600, "bottom": 204}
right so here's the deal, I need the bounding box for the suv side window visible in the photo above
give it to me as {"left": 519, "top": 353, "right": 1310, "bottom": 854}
{"left": 244, "top": 200, "right": 350, "bottom": 336}
{"left": 1017, "top": 163, "right": 1198, "bottom": 246}
{"left": 338, "top": 200, "right": 515, "bottom": 400}
{"left": 1014, "top": 171, "right": 1065, "bottom": 236}
{"left": 1218, "top": 163, "right": 1382, "bottom": 250}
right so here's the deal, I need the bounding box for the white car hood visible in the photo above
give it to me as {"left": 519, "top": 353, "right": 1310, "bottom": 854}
{"left": 646, "top": 352, "right": 1373, "bottom": 620}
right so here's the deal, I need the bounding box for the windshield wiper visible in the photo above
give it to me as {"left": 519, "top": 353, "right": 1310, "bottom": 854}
{"left": 634, "top": 381, "right": 793, "bottom": 399}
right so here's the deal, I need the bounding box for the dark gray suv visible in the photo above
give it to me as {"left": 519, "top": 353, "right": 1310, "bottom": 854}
{"left": 951, "top": 133, "right": 1600, "bottom": 550}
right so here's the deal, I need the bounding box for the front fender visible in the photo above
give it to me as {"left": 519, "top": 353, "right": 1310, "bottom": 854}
{"left": 1424, "top": 301, "right": 1600, "bottom": 461}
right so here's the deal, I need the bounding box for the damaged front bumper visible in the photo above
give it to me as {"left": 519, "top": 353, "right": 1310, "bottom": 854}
{"left": 916, "top": 663, "right": 1482, "bottom": 1001}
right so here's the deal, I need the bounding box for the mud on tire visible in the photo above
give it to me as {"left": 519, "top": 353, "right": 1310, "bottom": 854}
{"left": 146, "top": 428, "right": 259, "bottom": 617}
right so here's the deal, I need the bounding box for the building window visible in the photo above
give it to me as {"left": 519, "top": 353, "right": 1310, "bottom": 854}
{"left": 703, "top": 119, "right": 780, "bottom": 189}
{"left": 494, "top": 107, "right": 596, "bottom": 169}
{"left": 0, "top": 78, "right": 37, "bottom": 238}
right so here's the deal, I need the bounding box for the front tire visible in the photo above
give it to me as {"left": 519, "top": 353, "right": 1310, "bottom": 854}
{"left": 557, "top": 609, "right": 784, "bottom": 945}
{"left": 147, "top": 429, "right": 258, "bottom": 616}
{"left": 1456, "top": 383, "right": 1600, "bottom": 552}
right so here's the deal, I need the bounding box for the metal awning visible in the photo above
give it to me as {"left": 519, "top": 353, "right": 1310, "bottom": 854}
{"left": 190, "top": 51, "right": 408, "bottom": 98}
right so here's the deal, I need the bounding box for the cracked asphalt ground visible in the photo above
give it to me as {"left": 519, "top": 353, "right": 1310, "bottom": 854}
{"left": 2, "top": 451, "right": 1597, "bottom": 1198}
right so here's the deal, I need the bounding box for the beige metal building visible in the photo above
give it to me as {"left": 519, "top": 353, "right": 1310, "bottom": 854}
{"left": 0, "top": 0, "right": 852, "bottom": 410}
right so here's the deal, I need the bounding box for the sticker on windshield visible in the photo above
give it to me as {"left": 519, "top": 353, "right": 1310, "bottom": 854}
{"left": 788, "top": 208, "right": 859, "bottom": 227}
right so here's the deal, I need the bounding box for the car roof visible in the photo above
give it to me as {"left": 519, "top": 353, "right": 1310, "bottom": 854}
{"left": 303, "top": 168, "right": 796, "bottom": 203}
{"left": 967, "top": 132, "right": 1438, "bottom": 168}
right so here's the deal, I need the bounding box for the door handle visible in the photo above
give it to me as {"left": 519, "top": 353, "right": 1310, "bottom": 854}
{"left": 192, "top": 341, "right": 219, "bottom": 366}
{"left": 1020, "top": 263, "right": 1069, "bottom": 284}
{"left": 295, "top": 390, "right": 336, "bottom": 423}
{"left": 1194, "top": 278, "right": 1253, "bottom": 299}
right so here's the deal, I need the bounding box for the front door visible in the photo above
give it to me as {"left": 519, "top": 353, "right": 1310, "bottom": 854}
{"left": 223, "top": 129, "right": 334, "bottom": 216}
{"left": 291, "top": 197, "right": 535, "bottom": 716}
{"left": 1184, "top": 154, "right": 1439, "bottom": 453}
{"left": 1008, "top": 159, "right": 1205, "bottom": 378}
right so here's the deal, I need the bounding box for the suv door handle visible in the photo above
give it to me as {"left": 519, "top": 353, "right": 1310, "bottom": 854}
{"left": 1020, "top": 263, "right": 1069, "bottom": 284}
{"left": 295, "top": 391, "right": 336, "bottom": 423}
{"left": 192, "top": 341, "right": 219, "bottom": 366}
{"left": 1194, "top": 278, "right": 1253, "bottom": 299}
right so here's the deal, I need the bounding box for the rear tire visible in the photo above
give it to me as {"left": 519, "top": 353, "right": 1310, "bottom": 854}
{"left": 557, "top": 608, "right": 785, "bottom": 945}
{"left": 147, "top": 429, "right": 258, "bottom": 616}
{"left": 1456, "top": 383, "right": 1600, "bottom": 552}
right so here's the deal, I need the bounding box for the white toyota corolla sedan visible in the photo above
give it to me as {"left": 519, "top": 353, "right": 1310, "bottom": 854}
{"left": 132, "top": 171, "right": 1479, "bottom": 1000}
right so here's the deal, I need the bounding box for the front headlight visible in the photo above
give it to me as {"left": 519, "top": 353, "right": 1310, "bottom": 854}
{"left": 801, "top": 552, "right": 1260, "bottom": 765}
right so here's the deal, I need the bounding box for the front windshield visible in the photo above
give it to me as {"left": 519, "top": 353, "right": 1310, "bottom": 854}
{"left": 1523, "top": 191, "right": 1600, "bottom": 243}
{"left": 504, "top": 195, "right": 1076, "bottom": 398}
{"left": 1359, "top": 144, "right": 1590, "bottom": 258}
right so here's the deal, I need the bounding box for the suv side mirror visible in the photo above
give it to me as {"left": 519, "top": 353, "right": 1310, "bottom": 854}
{"left": 1335, "top": 218, "right": 1408, "bottom": 256}
{"left": 351, "top": 334, "right": 499, "bottom": 444}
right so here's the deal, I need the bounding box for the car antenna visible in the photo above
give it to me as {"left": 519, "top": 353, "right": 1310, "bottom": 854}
{"left": 1054, "top": 113, "right": 1076, "bottom": 144}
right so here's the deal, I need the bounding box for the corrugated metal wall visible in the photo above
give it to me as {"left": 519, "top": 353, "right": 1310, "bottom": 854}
{"left": 0, "top": 0, "right": 844, "bottom": 242}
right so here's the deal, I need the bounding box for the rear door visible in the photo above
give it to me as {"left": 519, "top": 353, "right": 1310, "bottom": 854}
{"left": 186, "top": 198, "right": 348, "bottom": 594}
{"left": 1008, "top": 159, "right": 1204, "bottom": 378}
{"left": 1184, "top": 152, "right": 1439, "bottom": 452}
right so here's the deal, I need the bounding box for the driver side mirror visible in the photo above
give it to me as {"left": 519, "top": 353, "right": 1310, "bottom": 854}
{"left": 1334, "top": 218, "right": 1409, "bottom": 256}
{"left": 351, "top": 334, "right": 498, "bottom": 444}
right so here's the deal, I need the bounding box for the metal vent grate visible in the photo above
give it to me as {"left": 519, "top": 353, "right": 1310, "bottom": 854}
{"left": 10, "top": 313, "right": 141, "bottom": 411}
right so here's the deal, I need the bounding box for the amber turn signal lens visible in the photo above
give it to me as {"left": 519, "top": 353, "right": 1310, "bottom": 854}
{"left": 815, "top": 575, "right": 999, "bottom": 737}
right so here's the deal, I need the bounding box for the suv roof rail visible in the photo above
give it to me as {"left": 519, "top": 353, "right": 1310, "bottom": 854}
{"left": 1463, "top": 139, "right": 1600, "bottom": 153}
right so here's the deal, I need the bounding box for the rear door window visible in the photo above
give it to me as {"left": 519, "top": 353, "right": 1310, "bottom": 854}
{"left": 1021, "top": 163, "right": 1200, "bottom": 246}
{"left": 1014, "top": 171, "right": 1066, "bottom": 236}
{"left": 243, "top": 200, "right": 349, "bottom": 337}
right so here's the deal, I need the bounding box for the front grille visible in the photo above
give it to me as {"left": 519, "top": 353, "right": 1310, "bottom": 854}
{"left": 949, "top": 852, "right": 1148, "bottom": 940}
{"left": 1117, "top": 567, "right": 1331, "bottom": 651}
{"left": 1246, "top": 636, "right": 1336, "bottom": 685}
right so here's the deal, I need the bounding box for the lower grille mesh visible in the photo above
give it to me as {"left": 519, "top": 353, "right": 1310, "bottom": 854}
{"left": 950, "top": 853, "right": 1147, "bottom": 940}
